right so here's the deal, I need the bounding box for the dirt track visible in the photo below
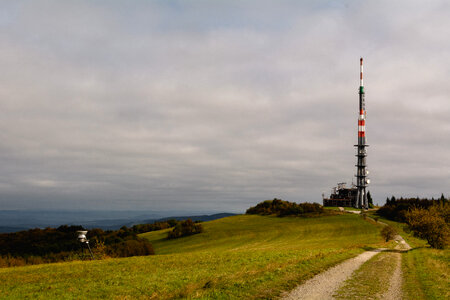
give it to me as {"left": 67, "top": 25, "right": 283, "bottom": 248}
{"left": 283, "top": 234, "right": 411, "bottom": 300}
{"left": 282, "top": 249, "right": 385, "bottom": 300}
{"left": 381, "top": 234, "right": 412, "bottom": 300}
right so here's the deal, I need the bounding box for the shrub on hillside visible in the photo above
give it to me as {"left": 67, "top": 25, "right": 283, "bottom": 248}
{"left": 381, "top": 225, "right": 398, "bottom": 242}
{"left": 246, "top": 199, "right": 324, "bottom": 217}
{"left": 167, "top": 219, "right": 203, "bottom": 239}
{"left": 405, "top": 204, "right": 449, "bottom": 249}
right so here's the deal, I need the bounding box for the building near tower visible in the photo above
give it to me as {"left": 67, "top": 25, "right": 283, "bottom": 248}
{"left": 323, "top": 183, "right": 357, "bottom": 207}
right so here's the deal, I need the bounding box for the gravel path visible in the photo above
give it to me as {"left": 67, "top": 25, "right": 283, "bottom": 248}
{"left": 381, "top": 234, "right": 411, "bottom": 300}
{"left": 282, "top": 249, "right": 385, "bottom": 300}
{"left": 382, "top": 252, "right": 402, "bottom": 300}
{"left": 283, "top": 214, "right": 413, "bottom": 300}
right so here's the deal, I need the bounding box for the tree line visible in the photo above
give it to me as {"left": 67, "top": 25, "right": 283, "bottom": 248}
{"left": 0, "top": 217, "right": 206, "bottom": 268}
{"left": 0, "top": 224, "right": 154, "bottom": 267}
{"left": 377, "top": 195, "right": 447, "bottom": 222}
{"left": 377, "top": 195, "right": 449, "bottom": 249}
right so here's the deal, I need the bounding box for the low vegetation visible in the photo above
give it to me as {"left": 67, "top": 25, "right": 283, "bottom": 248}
{"left": 246, "top": 198, "right": 325, "bottom": 216}
{"left": 0, "top": 214, "right": 384, "bottom": 299}
{"left": 381, "top": 225, "right": 398, "bottom": 242}
{"left": 167, "top": 219, "right": 203, "bottom": 239}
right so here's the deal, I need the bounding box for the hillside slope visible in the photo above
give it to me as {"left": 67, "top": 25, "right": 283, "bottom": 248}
{"left": 142, "top": 214, "right": 380, "bottom": 255}
{"left": 0, "top": 214, "right": 384, "bottom": 299}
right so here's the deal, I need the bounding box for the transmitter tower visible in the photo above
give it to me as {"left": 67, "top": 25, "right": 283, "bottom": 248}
{"left": 355, "top": 58, "right": 370, "bottom": 209}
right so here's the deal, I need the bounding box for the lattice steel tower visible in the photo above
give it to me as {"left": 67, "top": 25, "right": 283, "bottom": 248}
{"left": 355, "top": 58, "right": 370, "bottom": 209}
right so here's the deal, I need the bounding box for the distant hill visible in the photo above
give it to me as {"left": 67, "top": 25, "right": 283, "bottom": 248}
{"left": 141, "top": 213, "right": 238, "bottom": 224}
{"left": 87, "top": 213, "right": 238, "bottom": 230}
{"left": 0, "top": 211, "right": 238, "bottom": 232}
{"left": 0, "top": 226, "right": 29, "bottom": 233}
{"left": 0, "top": 210, "right": 166, "bottom": 232}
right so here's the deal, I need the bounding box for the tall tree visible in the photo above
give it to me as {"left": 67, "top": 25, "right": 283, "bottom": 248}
{"left": 367, "top": 191, "right": 374, "bottom": 208}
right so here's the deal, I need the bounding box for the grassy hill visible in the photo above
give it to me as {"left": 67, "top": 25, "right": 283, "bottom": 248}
{"left": 0, "top": 214, "right": 384, "bottom": 299}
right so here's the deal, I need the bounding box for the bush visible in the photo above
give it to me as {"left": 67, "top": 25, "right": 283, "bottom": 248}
{"left": 246, "top": 199, "right": 324, "bottom": 217}
{"left": 167, "top": 219, "right": 203, "bottom": 239}
{"left": 93, "top": 241, "right": 109, "bottom": 259}
{"left": 405, "top": 205, "right": 449, "bottom": 249}
{"left": 381, "top": 225, "right": 398, "bottom": 242}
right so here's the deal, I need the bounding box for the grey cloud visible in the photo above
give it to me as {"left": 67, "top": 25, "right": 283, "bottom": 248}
{"left": 0, "top": 0, "right": 449, "bottom": 212}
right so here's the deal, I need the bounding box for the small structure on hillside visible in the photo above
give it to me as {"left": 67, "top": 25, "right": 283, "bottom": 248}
{"left": 323, "top": 182, "right": 357, "bottom": 207}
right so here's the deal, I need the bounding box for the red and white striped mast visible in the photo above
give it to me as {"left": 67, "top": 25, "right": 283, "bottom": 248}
{"left": 358, "top": 58, "right": 366, "bottom": 144}
{"left": 355, "top": 58, "right": 369, "bottom": 209}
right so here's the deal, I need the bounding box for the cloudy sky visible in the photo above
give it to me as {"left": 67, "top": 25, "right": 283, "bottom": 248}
{"left": 0, "top": 0, "right": 449, "bottom": 212}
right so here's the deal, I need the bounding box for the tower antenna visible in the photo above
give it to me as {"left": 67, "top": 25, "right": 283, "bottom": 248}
{"left": 355, "top": 58, "right": 370, "bottom": 209}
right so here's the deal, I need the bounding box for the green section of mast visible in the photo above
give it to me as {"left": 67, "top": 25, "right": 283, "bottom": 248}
{"left": 359, "top": 86, "right": 364, "bottom": 94}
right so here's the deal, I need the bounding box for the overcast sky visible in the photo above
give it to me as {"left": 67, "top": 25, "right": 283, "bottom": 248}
{"left": 0, "top": 0, "right": 449, "bottom": 212}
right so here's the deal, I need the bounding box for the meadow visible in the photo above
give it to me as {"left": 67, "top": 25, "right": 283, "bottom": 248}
{"left": 0, "top": 214, "right": 384, "bottom": 299}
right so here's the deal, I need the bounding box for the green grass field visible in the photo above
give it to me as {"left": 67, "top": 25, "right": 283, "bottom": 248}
{"left": 0, "top": 214, "right": 384, "bottom": 299}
